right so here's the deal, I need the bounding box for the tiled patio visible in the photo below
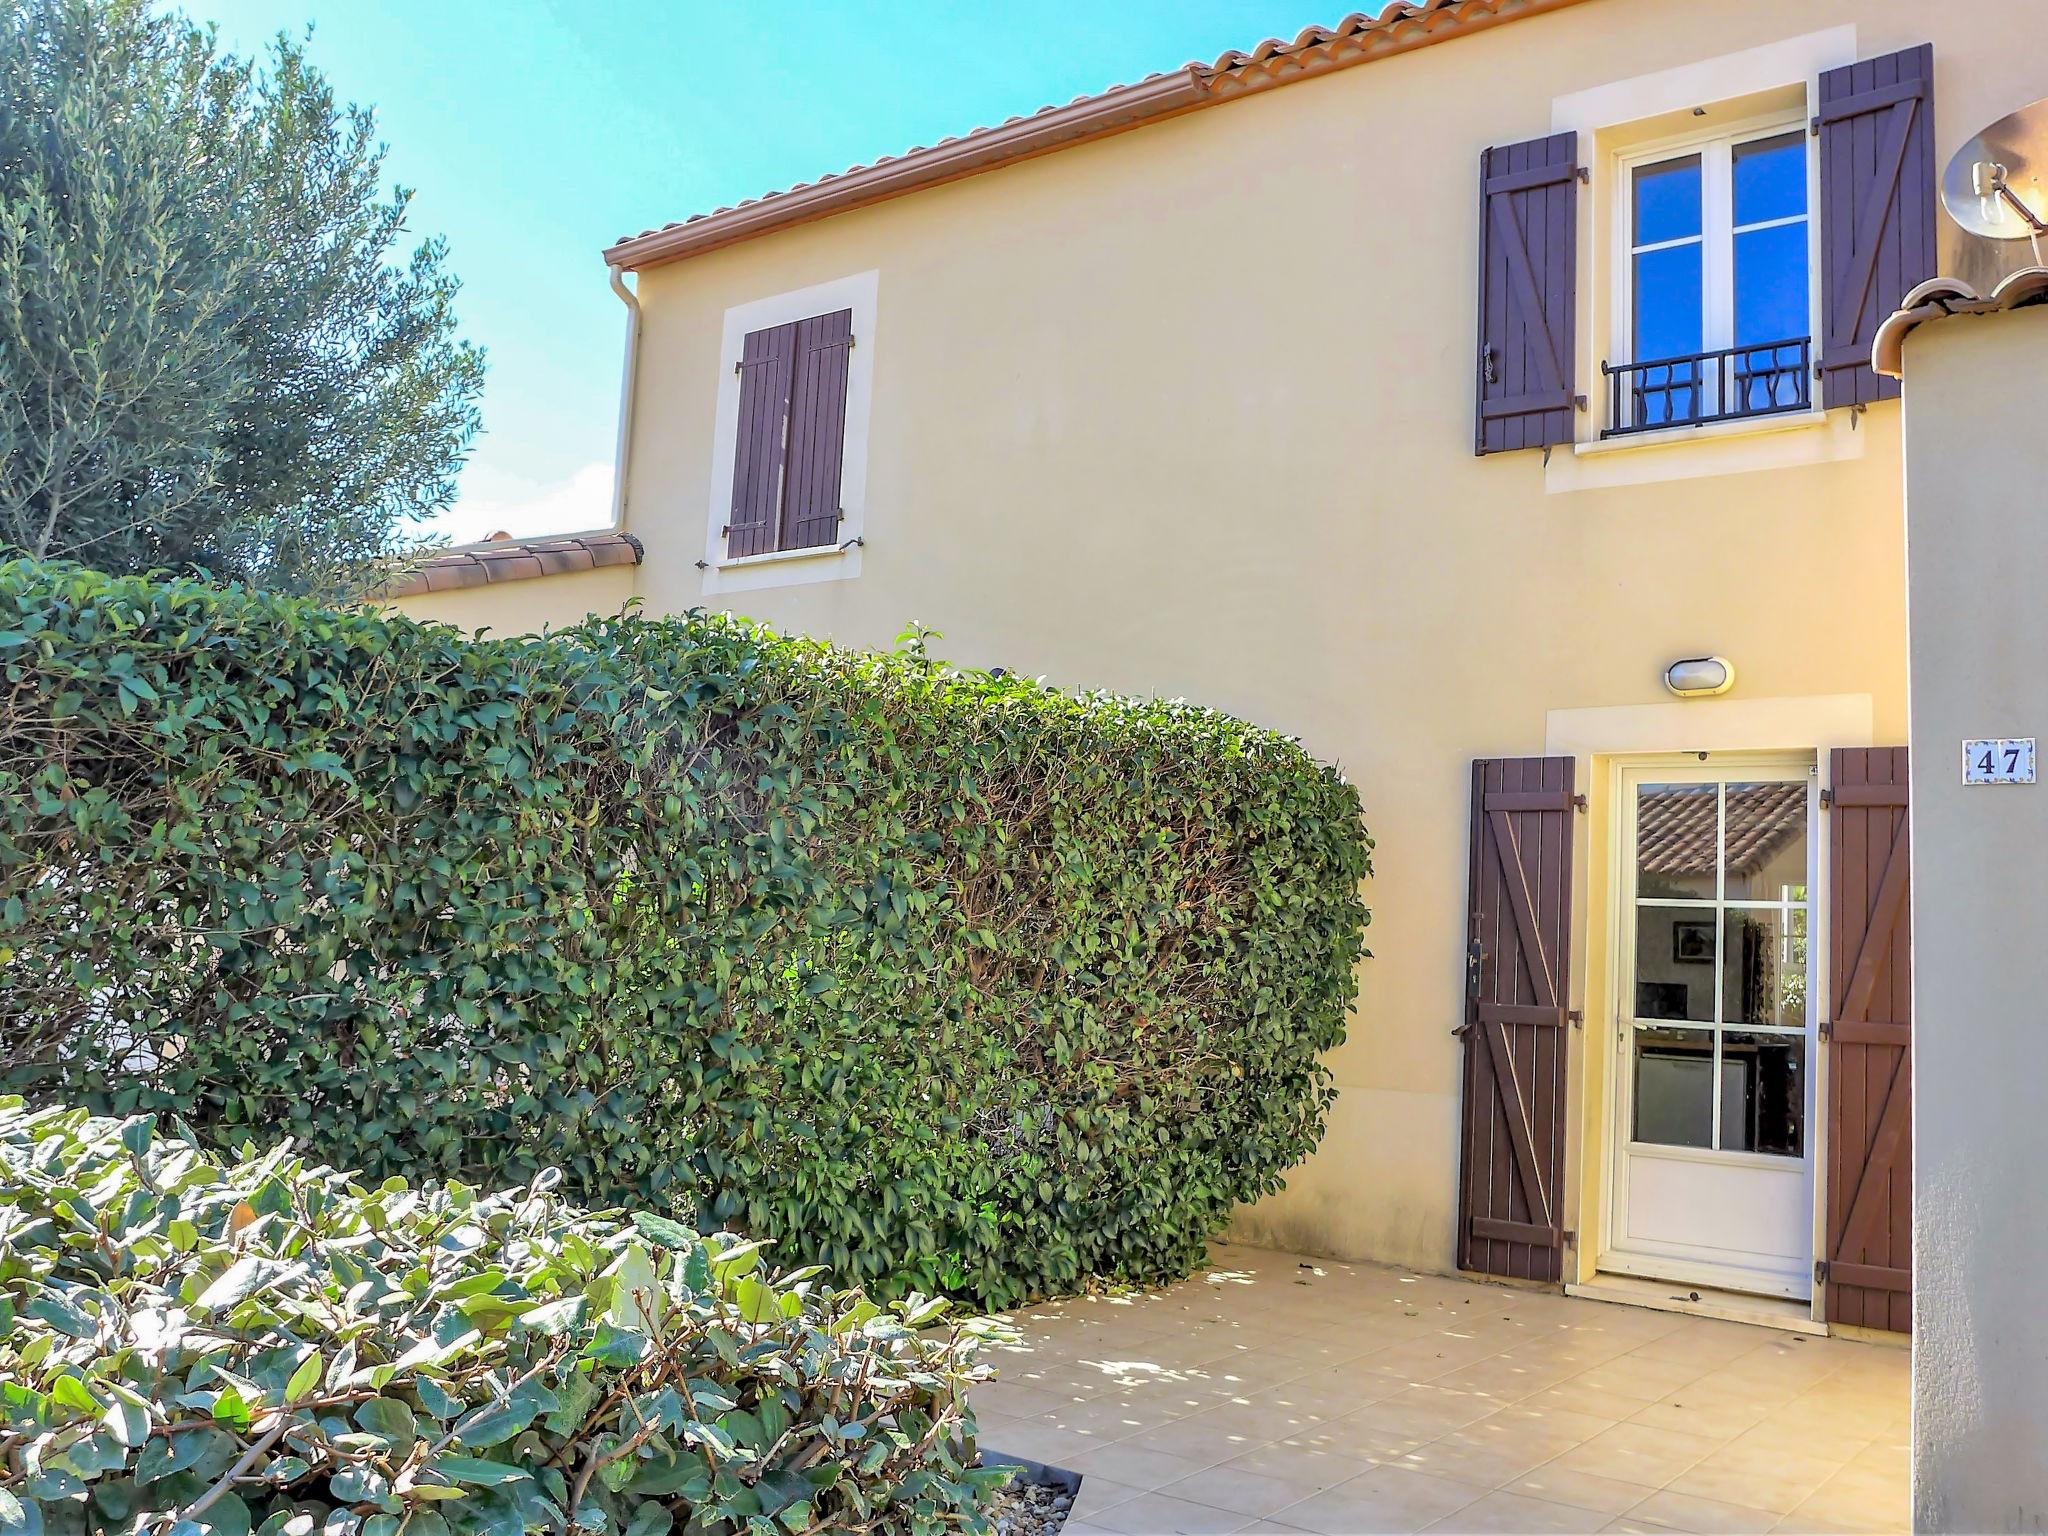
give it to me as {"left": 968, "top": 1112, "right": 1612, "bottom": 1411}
{"left": 976, "top": 1244, "right": 1908, "bottom": 1535}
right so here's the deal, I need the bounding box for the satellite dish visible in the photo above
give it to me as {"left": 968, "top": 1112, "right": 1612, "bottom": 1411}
{"left": 1942, "top": 97, "right": 2048, "bottom": 267}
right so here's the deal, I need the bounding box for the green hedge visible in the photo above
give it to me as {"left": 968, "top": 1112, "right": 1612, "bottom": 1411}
{"left": 0, "top": 1099, "right": 1006, "bottom": 1536}
{"left": 0, "top": 560, "right": 1371, "bottom": 1308}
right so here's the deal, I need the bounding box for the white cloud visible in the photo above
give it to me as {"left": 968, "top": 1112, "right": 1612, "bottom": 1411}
{"left": 418, "top": 458, "right": 616, "bottom": 547}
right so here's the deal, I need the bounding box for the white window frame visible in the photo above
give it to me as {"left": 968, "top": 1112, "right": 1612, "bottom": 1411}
{"left": 700, "top": 269, "right": 878, "bottom": 596}
{"left": 1610, "top": 110, "right": 1819, "bottom": 431}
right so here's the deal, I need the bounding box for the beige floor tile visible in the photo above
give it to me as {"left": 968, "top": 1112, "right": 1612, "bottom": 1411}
{"left": 1347, "top": 1384, "right": 1501, "bottom": 1438}
{"left": 1663, "top": 1443, "right": 1850, "bottom": 1516}
{"left": 1570, "top": 1354, "right": 1715, "bottom": 1404}
{"left": 1600, "top": 1519, "right": 1685, "bottom": 1534}
{"left": 1523, "top": 1380, "right": 1651, "bottom": 1424}
{"left": 1778, "top": 1459, "right": 1910, "bottom": 1532}
{"left": 1626, "top": 1383, "right": 1775, "bottom": 1441}
{"left": 1070, "top": 1477, "right": 1146, "bottom": 1520}
{"left": 1070, "top": 1441, "right": 1225, "bottom": 1489}
{"left": 977, "top": 1417, "right": 1100, "bottom": 1469}
{"left": 1272, "top": 1465, "right": 1487, "bottom": 1535}
{"left": 1549, "top": 1423, "right": 1721, "bottom": 1488}
{"left": 1215, "top": 1440, "right": 1382, "bottom": 1491}
{"left": 1401, "top": 1404, "right": 1613, "bottom": 1490}
{"left": 1625, "top": 1487, "right": 1783, "bottom": 1533}
{"left": 1507, "top": 1461, "right": 1662, "bottom": 1517}
{"left": 1121, "top": 1407, "right": 1284, "bottom": 1464}
{"left": 1163, "top": 1463, "right": 1343, "bottom": 1519}
{"left": 1094, "top": 1492, "right": 1257, "bottom": 1534}
{"left": 1422, "top": 1489, "right": 1611, "bottom": 1533}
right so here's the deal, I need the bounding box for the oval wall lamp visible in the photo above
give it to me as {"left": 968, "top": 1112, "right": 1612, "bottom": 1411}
{"left": 1665, "top": 656, "right": 1735, "bottom": 697}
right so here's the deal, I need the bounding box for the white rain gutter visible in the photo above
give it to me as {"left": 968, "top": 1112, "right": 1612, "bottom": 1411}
{"left": 606, "top": 263, "right": 642, "bottom": 529}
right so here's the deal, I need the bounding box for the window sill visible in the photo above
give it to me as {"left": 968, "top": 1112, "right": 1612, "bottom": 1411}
{"left": 715, "top": 541, "right": 850, "bottom": 571}
{"left": 1576, "top": 408, "right": 1830, "bottom": 457}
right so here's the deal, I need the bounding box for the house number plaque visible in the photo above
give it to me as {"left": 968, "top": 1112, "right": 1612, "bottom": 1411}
{"left": 1963, "top": 738, "right": 2036, "bottom": 784}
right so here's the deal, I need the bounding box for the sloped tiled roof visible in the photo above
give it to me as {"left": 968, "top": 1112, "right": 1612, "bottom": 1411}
{"left": 604, "top": 0, "right": 1594, "bottom": 270}
{"left": 381, "top": 531, "right": 643, "bottom": 599}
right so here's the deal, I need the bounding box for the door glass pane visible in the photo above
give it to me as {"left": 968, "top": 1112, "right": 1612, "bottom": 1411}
{"left": 1733, "top": 131, "right": 1807, "bottom": 225}
{"left": 1720, "top": 1031, "right": 1805, "bottom": 1155}
{"left": 1734, "top": 221, "right": 1809, "bottom": 345}
{"left": 1636, "top": 907, "right": 1715, "bottom": 1023}
{"left": 1722, "top": 781, "right": 1807, "bottom": 899}
{"left": 1634, "top": 1026, "right": 1715, "bottom": 1148}
{"left": 1721, "top": 907, "right": 1806, "bottom": 1028}
{"left": 1636, "top": 783, "right": 1717, "bottom": 898}
{"left": 1635, "top": 154, "right": 1703, "bottom": 244}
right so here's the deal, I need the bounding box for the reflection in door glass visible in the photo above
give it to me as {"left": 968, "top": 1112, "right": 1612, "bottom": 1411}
{"left": 1720, "top": 1032, "right": 1805, "bottom": 1155}
{"left": 1722, "top": 781, "right": 1809, "bottom": 900}
{"left": 1636, "top": 907, "right": 1714, "bottom": 1022}
{"left": 1721, "top": 907, "right": 1807, "bottom": 1029}
{"left": 1633, "top": 1025, "right": 1714, "bottom": 1148}
{"left": 1636, "top": 783, "right": 1717, "bottom": 898}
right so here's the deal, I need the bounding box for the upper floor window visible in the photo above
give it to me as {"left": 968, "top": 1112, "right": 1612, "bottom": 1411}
{"left": 726, "top": 308, "right": 854, "bottom": 558}
{"left": 1609, "top": 124, "right": 1813, "bottom": 435}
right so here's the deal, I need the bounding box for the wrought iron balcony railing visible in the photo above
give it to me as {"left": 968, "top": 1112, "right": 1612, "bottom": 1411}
{"left": 1600, "top": 337, "right": 1812, "bottom": 438}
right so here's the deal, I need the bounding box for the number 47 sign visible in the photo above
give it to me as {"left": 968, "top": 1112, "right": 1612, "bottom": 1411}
{"left": 1964, "top": 738, "right": 2036, "bottom": 785}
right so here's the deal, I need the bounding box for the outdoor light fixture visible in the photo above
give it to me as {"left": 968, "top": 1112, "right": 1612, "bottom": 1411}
{"left": 1665, "top": 656, "right": 1735, "bottom": 697}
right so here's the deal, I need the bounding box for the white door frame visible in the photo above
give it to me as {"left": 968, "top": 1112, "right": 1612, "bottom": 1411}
{"left": 1597, "top": 750, "right": 1825, "bottom": 1303}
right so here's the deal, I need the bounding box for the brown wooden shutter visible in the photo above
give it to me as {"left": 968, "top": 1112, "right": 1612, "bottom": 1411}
{"left": 1458, "top": 756, "right": 1576, "bottom": 1280}
{"left": 727, "top": 321, "right": 798, "bottom": 558}
{"left": 1475, "top": 132, "right": 1579, "bottom": 456}
{"left": 780, "top": 308, "right": 854, "bottom": 552}
{"left": 1824, "top": 747, "right": 1912, "bottom": 1333}
{"left": 1817, "top": 45, "right": 1935, "bottom": 410}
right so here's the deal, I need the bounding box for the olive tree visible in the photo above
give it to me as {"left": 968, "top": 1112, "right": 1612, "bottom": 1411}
{"left": 0, "top": 0, "right": 484, "bottom": 593}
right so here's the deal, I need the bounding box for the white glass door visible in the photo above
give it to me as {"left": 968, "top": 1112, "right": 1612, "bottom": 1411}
{"left": 1607, "top": 760, "right": 1818, "bottom": 1298}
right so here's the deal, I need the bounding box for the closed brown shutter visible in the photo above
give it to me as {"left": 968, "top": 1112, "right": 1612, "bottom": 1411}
{"left": 1458, "top": 756, "right": 1576, "bottom": 1280}
{"left": 727, "top": 321, "right": 798, "bottom": 558}
{"left": 1817, "top": 45, "right": 1936, "bottom": 410}
{"left": 1824, "top": 747, "right": 1912, "bottom": 1332}
{"left": 1475, "top": 132, "right": 1579, "bottom": 456}
{"left": 780, "top": 308, "right": 854, "bottom": 552}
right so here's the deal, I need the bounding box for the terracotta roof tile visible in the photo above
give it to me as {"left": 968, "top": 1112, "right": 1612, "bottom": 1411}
{"left": 379, "top": 531, "right": 643, "bottom": 600}
{"left": 1872, "top": 265, "right": 2048, "bottom": 377}
{"left": 605, "top": 0, "right": 1592, "bottom": 270}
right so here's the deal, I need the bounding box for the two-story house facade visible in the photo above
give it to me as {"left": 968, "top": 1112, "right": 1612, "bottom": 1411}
{"left": 394, "top": 0, "right": 2048, "bottom": 1342}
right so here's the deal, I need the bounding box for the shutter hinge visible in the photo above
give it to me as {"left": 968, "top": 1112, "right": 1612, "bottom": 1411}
{"left": 1819, "top": 787, "right": 1834, "bottom": 809}
{"left": 1810, "top": 114, "right": 1821, "bottom": 138}
{"left": 1819, "top": 1018, "right": 1833, "bottom": 1040}
{"left": 1568, "top": 1009, "right": 1584, "bottom": 1029}
{"left": 1815, "top": 1259, "right": 1831, "bottom": 1284}
{"left": 1573, "top": 793, "right": 1589, "bottom": 812}
{"left": 1572, "top": 394, "right": 1587, "bottom": 412}
{"left": 1574, "top": 166, "right": 1590, "bottom": 184}
{"left": 1562, "top": 1228, "right": 1578, "bottom": 1248}
{"left": 734, "top": 359, "right": 744, "bottom": 373}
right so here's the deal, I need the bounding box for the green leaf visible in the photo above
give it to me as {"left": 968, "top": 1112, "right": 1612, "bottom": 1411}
{"left": 354, "top": 1397, "right": 417, "bottom": 1446}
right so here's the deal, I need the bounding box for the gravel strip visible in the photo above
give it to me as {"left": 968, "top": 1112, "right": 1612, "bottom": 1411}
{"left": 988, "top": 1471, "right": 1073, "bottom": 1535}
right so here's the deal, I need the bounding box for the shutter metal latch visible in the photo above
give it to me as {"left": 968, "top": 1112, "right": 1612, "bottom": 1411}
{"left": 1481, "top": 344, "right": 1498, "bottom": 385}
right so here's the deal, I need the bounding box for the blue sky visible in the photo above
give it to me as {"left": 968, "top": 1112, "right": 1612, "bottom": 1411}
{"left": 192, "top": 0, "right": 1318, "bottom": 545}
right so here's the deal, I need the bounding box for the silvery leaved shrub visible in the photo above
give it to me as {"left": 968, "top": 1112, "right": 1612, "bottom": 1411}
{"left": 0, "top": 1101, "right": 1011, "bottom": 1536}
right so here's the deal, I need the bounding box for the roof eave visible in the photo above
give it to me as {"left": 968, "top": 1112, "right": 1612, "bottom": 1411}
{"left": 603, "top": 0, "right": 1595, "bottom": 275}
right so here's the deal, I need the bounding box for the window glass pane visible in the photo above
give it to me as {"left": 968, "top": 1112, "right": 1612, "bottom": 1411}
{"left": 1636, "top": 907, "right": 1716, "bottom": 1024}
{"left": 1633, "top": 243, "right": 1703, "bottom": 365}
{"left": 1734, "top": 221, "right": 1809, "bottom": 346}
{"left": 1721, "top": 908, "right": 1807, "bottom": 1028}
{"left": 1734, "top": 131, "right": 1807, "bottom": 226}
{"left": 1722, "top": 781, "right": 1807, "bottom": 899}
{"left": 1634, "top": 154, "right": 1703, "bottom": 245}
{"left": 1636, "top": 783, "right": 1717, "bottom": 898}
{"left": 1720, "top": 1032, "right": 1805, "bottom": 1155}
{"left": 1634, "top": 1026, "right": 1715, "bottom": 1148}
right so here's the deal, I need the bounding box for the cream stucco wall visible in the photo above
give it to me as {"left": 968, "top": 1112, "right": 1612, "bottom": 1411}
{"left": 399, "top": 0, "right": 2046, "bottom": 1283}
{"left": 1900, "top": 302, "right": 2048, "bottom": 1532}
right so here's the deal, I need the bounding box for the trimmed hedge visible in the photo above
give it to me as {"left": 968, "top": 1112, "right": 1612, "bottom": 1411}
{"left": 0, "top": 1099, "right": 1006, "bottom": 1536}
{"left": 0, "top": 560, "right": 1372, "bottom": 1307}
